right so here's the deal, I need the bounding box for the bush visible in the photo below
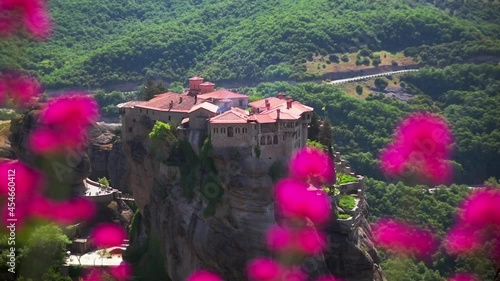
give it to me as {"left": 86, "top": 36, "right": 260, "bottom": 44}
{"left": 356, "top": 85, "right": 363, "bottom": 95}
{"left": 339, "top": 195, "right": 356, "bottom": 210}
{"left": 391, "top": 60, "right": 399, "bottom": 66}
{"left": 359, "top": 48, "right": 373, "bottom": 57}
{"left": 338, "top": 213, "right": 352, "bottom": 219}
{"left": 329, "top": 54, "right": 340, "bottom": 63}
{"left": 374, "top": 77, "right": 388, "bottom": 90}
{"left": 341, "top": 54, "right": 349, "bottom": 62}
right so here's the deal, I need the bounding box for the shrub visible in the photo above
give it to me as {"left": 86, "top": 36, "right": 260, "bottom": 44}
{"left": 356, "top": 85, "right": 363, "bottom": 95}
{"left": 329, "top": 54, "right": 340, "bottom": 63}
{"left": 341, "top": 54, "right": 349, "bottom": 62}
{"left": 339, "top": 195, "right": 356, "bottom": 210}
{"left": 374, "top": 77, "right": 388, "bottom": 90}
{"left": 338, "top": 213, "right": 352, "bottom": 219}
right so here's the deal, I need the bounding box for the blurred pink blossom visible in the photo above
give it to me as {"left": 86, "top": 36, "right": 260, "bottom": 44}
{"left": 274, "top": 178, "right": 331, "bottom": 225}
{"left": 82, "top": 268, "right": 105, "bottom": 281}
{"left": 289, "top": 148, "right": 335, "bottom": 185}
{"left": 460, "top": 189, "right": 500, "bottom": 228}
{"left": 379, "top": 112, "right": 453, "bottom": 185}
{"left": 0, "top": 0, "right": 52, "bottom": 38}
{"left": 266, "top": 225, "right": 327, "bottom": 255}
{"left": 111, "top": 262, "right": 133, "bottom": 281}
{"left": 29, "top": 94, "right": 99, "bottom": 154}
{"left": 447, "top": 273, "right": 480, "bottom": 281}
{"left": 31, "top": 196, "right": 95, "bottom": 224}
{"left": 296, "top": 227, "right": 327, "bottom": 255}
{"left": 372, "top": 219, "right": 438, "bottom": 258}
{"left": 266, "top": 225, "right": 294, "bottom": 252}
{"left": 7, "top": 74, "right": 41, "bottom": 105}
{"left": 247, "top": 258, "right": 284, "bottom": 281}
{"left": 186, "top": 270, "right": 223, "bottom": 281}
{"left": 280, "top": 267, "right": 307, "bottom": 281}
{"left": 91, "top": 223, "right": 126, "bottom": 248}
{"left": 0, "top": 160, "right": 44, "bottom": 200}
{"left": 445, "top": 225, "right": 483, "bottom": 254}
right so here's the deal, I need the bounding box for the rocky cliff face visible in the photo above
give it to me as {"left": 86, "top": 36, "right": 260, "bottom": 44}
{"left": 123, "top": 117, "right": 386, "bottom": 281}
{"left": 88, "top": 122, "right": 130, "bottom": 193}
{"left": 9, "top": 110, "right": 133, "bottom": 229}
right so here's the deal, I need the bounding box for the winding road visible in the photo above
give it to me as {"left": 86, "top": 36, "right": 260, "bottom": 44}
{"left": 326, "top": 69, "right": 419, "bottom": 85}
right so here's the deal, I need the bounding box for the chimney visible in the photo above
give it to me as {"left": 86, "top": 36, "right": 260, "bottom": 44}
{"left": 179, "top": 96, "right": 183, "bottom": 103}
{"left": 200, "top": 82, "right": 215, "bottom": 94}
{"left": 276, "top": 109, "right": 280, "bottom": 120}
{"left": 194, "top": 95, "right": 197, "bottom": 104}
{"left": 169, "top": 100, "right": 174, "bottom": 109}
{"left": 278, "top": 92, "right": 286, "bottom": 100}
{"left": 188, "top": 76, "right": 204, "bottom": 92}
{"left": 265, "top": 99, "right": 270, "bottom": 110}
{"left": 286, "top": 97, "right": 293, "bottom": 109}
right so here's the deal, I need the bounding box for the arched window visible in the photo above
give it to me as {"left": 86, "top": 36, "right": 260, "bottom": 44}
{"left": 260, "top": 136, "right": 265, "bottom": 145}
{"left": 227, "top": 126, "right": 234, "bottom": 137}
{"left": 273, "top": 135, "right": 278, "bottom": 144}
{"left": 267, "top": 136, "right": 272, "bottom": 145}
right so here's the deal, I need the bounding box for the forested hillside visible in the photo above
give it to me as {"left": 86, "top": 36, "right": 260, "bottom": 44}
{"left": 0, "top": 0, "right": 498, "bottom": 88}
{"left": 245, "top": 63, "right": 500, "bottom": 185}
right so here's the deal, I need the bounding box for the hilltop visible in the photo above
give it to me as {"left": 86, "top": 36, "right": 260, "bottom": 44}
{"left": 0, "top": 0, "right": 498, "bottom": 89}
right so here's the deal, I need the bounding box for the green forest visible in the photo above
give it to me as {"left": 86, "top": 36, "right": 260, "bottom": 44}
{"left": 0, "top": 0, "right": 498, "bottom": 88}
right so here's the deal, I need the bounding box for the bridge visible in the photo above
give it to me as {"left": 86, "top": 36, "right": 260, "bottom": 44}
{"left": 326, "top": 69, "right": 419, "bottom": 85}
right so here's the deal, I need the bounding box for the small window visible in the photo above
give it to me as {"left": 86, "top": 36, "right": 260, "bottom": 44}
{"left": 239, "top": 100, "right": 243, "bottom": 106}
{"left": 133, "top": 119, "right": 136, "bottom": 123}
{"left": 267, "top": 136, "right": 272, "bottom": 145}
{"left": 273, "top": 135, "right": 278, "bottom": 144}
{"left": 228, "top": 126, "right": 234, "bottom": 137}
{"left": 168, "top": 116, "right": 171, "bottom": 121}
{"left": 140, "top": 109, "right": 142, "bottom": 113}
{"left": 283, "top": 135, "right": 285, "bottom": 141}
{"left": 128, "top": 127, "right": 132, "bottom": 133}
{"left": 260, "top": 136, "right": 265, "bottom": 145}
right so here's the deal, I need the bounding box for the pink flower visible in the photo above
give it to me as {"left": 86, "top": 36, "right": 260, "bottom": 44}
{"left": 447, "top": 273, "right": 479, "bottom": 281}
{"left": 460, "top": 189, "right": 500, "bottom": 229}
{"left": 30, "top": 196, "right": 96, "bottom": 224}
{"left": 91, "top": 223, "right": 126, "bottom": 248}
{"left": 266, "top": 225, "right": 294, "bottom": 252}
{"left": 289, "top": 148, "right": 335, "bottom": 185}
{"left": 372, "top": 219, "right": 438, "bottom": 258}
{"left": 186, "top": 270, "right": 223, "bottom": 281}
{"left": 29, "top": 94, "right": 99, "bottom": 154}
{"left": 266, "top": 225, "right": 328, "bottom": 256}
{"left": 0, "top": 0, "right": 52, "bottom": 38}
{"left": 247, "top": 258, "right": 284, "bottom": 281}
{"left": 82, "top": 268, "right": 105, "bottom": 281}
{"left": 111, "top": 262, "right": 133, "bottom": 281}
{"left": 445, "top": 225, "right": 482, "bottom": 254}
{"left": 0, "top": 160, "right": 44, "bottom": 200}
{"left": 7, "top": 74, "right": 41, "bottom": 105}
{"left": 296, "top": 227, "right": 327, "bottom": 255}
{"left": 379, "top": 112, "right": 453, "bottom": 185}
{"left": 281, "top": 267, "right": 307, "bottom": 281}
{"left": 274, "top": 179, "right": 331, "bottom": 225}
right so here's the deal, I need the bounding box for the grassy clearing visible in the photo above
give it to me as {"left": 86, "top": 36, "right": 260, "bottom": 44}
{"left": 337, "top": 173, "right": 358, "bottom": 185}
{"left": 305, "top": 51, "right": 418, "bottom": 75}
{"left": 332, "top": 73, "right": 404, "bottom": 100}
{"left": 337, "top": 213, "right": 352, "bottom": 220}
{"left": 339, "top": 195, "right": 356, "bottom": 210}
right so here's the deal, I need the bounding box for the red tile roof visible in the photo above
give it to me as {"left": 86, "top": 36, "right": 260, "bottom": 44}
{"left": 117, "top": 101, "right": 146, "bottom": 108}
{"left": 135, "top": 92, "right": 203, "bottom": 112}
{"left": 200, "top": 82, "right": 215, "bottom": 86}
{"left": 189, "top": 76, "right": 204, "bottom": 80}
{"left": 247, "top": 114, "right": 275, "bottom": 123}
{"left": 198, "top": 89, "right": 248, "bottom": 100}
{"left": 210, "top": 108, "right": 249, "bottom": 124}
{"left": 248, "top": 97, "right": 285, "bottom": 110}
{"left": 188, "top": 102, "right": 219, "bottom": 113}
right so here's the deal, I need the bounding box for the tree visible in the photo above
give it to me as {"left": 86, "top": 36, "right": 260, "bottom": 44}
{"left": 318, "top": 119, "right": 334, "bottom": 154}
{"left": 374, "top": 77, "right": 388, "bottom": 90}
{"left": 142, "top": 79, "right": 167, "bottom": 101}
{"left": 18, "top": 224, "right": 71, "bottom": 281}
{"left": 356, "top": 85, "right": 363, "bottom": 95}
{"left": 308, "top": 113, "right": 320, "bottom": 141}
